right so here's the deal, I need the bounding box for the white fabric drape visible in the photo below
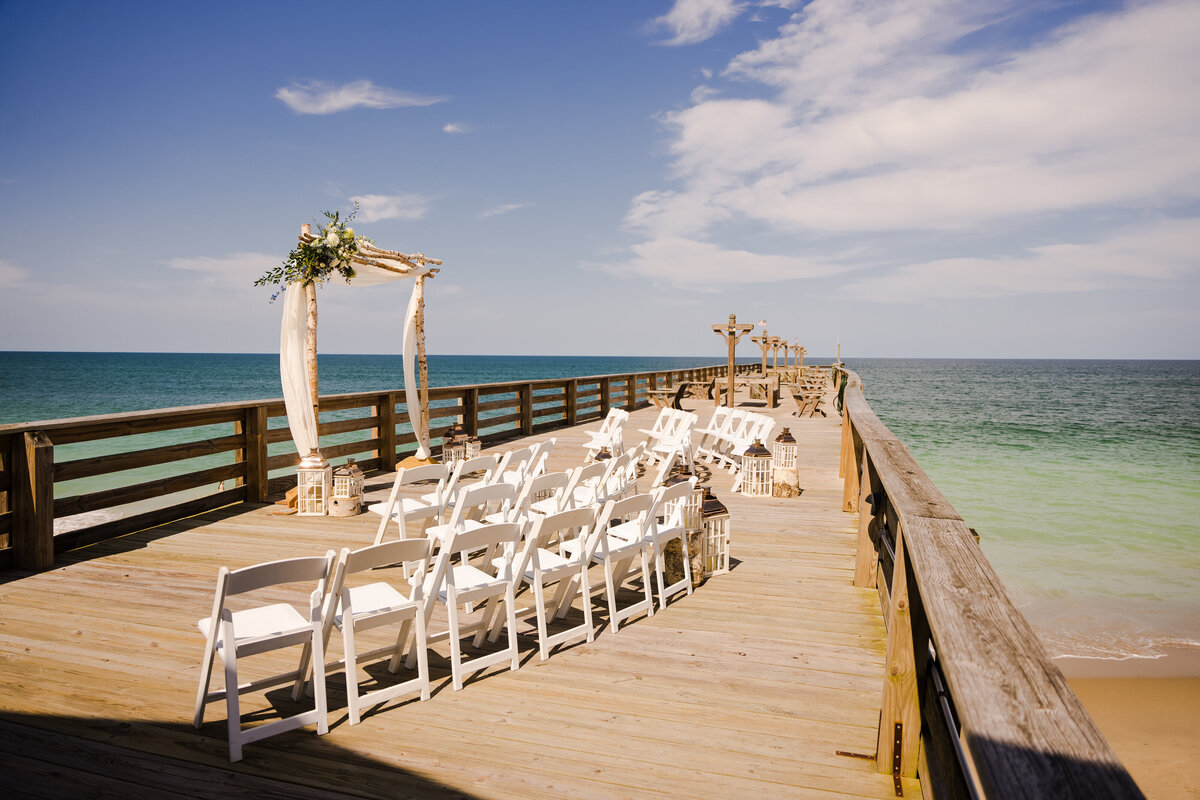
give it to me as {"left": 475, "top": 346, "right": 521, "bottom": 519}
{"left": 280, "top": 284, "right": 318, "bottom": 456}
{"left": 279, "top": 264, "right": 433, "bottom": 462}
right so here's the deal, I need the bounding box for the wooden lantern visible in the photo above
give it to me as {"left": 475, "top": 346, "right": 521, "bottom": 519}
{"left": 330, "top": 458, "right": 365, "bottom": 517}
{"left": 297, "top": 453, "right": 332, "bottom": 516}
{"left": 700, "top": 486, "right": 731, "bottom": 576}
{"left": 771, "top": 428, "right": 800, "bottom": 498}
{"left": 740, "top": 439, "right": 773, "bottom": 497}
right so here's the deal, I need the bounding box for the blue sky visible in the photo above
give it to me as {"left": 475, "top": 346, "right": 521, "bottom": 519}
{"left": 1, "top": 0, "right": 1197, "bottom": 358}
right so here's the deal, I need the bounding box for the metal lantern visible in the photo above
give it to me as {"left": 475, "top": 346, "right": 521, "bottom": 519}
{"left": 330, "top": 458, "right": 365, "bottom": 517}
{"left": 700, "top": 486, "right": 731, "bottom": 576}
{"left": 296, "top": 452, "right": 332, "bottom": 516}
{"left": 661, "top": 465, "right": 705, "bottom": 533}
{"left": 771, "top": 428, "right": 800, "bottom": 498}
{"left": 441, "top": 422, "right": 468, "bottom": 469}
{"left": 740, "top": 439, "right": 773, "bottom": 497}
{"left": 464, "top": 434, "right": 482, "bottom": 461}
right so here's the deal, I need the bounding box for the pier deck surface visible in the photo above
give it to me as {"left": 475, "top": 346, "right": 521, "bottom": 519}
{"left": 0, "top": 381, "right": 918, "bottom": 798}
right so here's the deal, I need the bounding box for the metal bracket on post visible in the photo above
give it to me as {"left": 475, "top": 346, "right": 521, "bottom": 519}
{"left": 893, "top": 722, "right": 904, "bottom": 796}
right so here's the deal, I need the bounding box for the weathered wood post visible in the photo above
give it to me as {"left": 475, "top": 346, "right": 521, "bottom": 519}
{"left": 878, "top": 524, "right": 920, "bottom": 784}
{"left": 712, "top": 314, "right": 755, "bottom": 409}
{"left": 415, "top": 273, "right": 431, "bottom": 452}
{"left": 599, "top": 377, "right": 611, "bottom": 417}
{"left": 520, "top": 383, "right": 534, "bottom": 435}
{"left": 13, "top": 431, "right": 54, "bottom": 571}
{"left": 375, "top": 392, "right": 398, "bottom": 471}
{"left": 238, "top": 405, "right": 269, "bottom": 503}
{"left": 854, "top": 446, "right": 877, "bottom": 587}
{"left": 750, "top": 327, "right": 771, "bottom": 374}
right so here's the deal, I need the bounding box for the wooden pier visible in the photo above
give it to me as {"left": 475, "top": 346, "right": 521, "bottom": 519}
{"left": 0, "top": 378, "right": 922, "bottom": 799}
{"left": 0, "top": 364, "right": 1145, "bottom": 798}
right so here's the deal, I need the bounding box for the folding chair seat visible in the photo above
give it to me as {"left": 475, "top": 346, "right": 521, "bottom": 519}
{"left": 193, "top": 551, "right": 335, "bottom": 762}
{"left": 488, "top": 505, "right": 602, "bottom": 660}
{"left": 583, "top": 408, "right": 628, "bottom": 459}
{"left": 562, "top": 493, "right": 657, "bottom": 633}
{"left": 368, "top": 463, "right": 449, "bottom": 546}
{"left": 410, "top": 522, "right": 524, "bottom": 691}
{"left": 324, "top": 539, "right": 432, "bottom": 725}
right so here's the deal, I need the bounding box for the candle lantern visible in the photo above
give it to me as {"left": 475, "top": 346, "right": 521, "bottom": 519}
{"left": 700, "top": 486, "right": 731, "bottom": 576}
{"left": 464, "top": 433, "right": 482, "bottom": 461}
{"left": 296, "top": 452, "right": 332, "bottom": 516}
{"left": 660, "top": 466, "right": 706, "bottom": 588}
{"left": 441, "top": 422, "right": 468, "bottom": 469}
{"left": 330, "top": 458, "right": 365, "bottom": 517}
{"left": 740, "top": 439, "right": 773, "bottom": 497}
{"left": 771, "top": 428, "right": 800, "bottom": 498}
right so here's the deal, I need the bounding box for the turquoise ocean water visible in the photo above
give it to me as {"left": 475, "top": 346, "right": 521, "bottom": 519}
{"left": 1, "top": 352, "right": 1197, "bottom": 662}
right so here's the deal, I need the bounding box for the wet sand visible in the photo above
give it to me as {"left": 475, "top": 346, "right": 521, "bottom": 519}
{"left": 1060, "top": 647, "right": 1200, "bottom": 799}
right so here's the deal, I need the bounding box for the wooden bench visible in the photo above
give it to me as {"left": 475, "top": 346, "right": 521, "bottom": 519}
{"left": 648, "top": 383, "right": 689, "bottom": 410}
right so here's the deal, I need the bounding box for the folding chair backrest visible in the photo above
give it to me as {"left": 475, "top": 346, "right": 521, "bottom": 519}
{"left": 652, "top": 476, "right": 698, "bottom": 529}
{"left": 528, "top": 438, "right": 556, "bottom": 478}
{"left": 344, "top": 537, "right": 432, "bottom": 576}
{"left": 449, "top": 481, "right": 517, "bottom": 526}
{"left": 568, "top": 459, "right": 614, "bottom": 507}
{"left": 596, "top": 492, "right": 654, "bottom": 535}
{"left": 516, "top": 470, "right": 573, "bottom": 515}
{"left": 225, "top": 554, "right": 333, "bottom": 597}
{"left": 447, "top": 521, "right": 524, "bottom": 560}
{"left": 446, "top": 453, "right": 501, "bottom": 494}
{"left": 496, "top": 446, "right": 535, "bottom": 481}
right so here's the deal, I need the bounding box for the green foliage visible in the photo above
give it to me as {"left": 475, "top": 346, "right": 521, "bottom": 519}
{"left": 255, "top": 205, "right": 374, "bottom": 301}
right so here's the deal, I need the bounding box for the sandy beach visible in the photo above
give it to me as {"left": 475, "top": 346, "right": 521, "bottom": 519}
{"left": 1060, "top": 647, "right": 1200, "bottom": 799}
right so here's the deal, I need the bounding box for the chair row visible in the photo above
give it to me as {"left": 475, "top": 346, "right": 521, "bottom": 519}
{"left": 694, "top": 407, "right": 776, "bottom": 489}
{"left": 192, "top": 473, "right": 698, "bottom": 762}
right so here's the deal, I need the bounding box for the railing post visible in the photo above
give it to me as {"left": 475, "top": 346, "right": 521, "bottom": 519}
{"left": 13, "top": 431, "right": 54, "bottom": 571}
{"left": 375, "top": 392, "right": 397, "bottom": 471}
{"left": 854, "top": 446, "right": 877, "bottom": 588}
{"left": 878, "top": 525, "right": 920, "bottom": 781}
{"left": 520, "top": 383, "right": 533, "bottom": 435}
{"left": 626, "top": 375, "right": 636, "bottom": 410}
{"left": 599, "top": 377, "right": 611, "bottom": 417}
{"left": 565, "top": 379, "right": 577, "bottom": 427}
{"left": 239, "top": 405, "right": 269, "bottom": 503}
{"left": 463, "top": 387, "right": 479, "bottom": 436}
{"left": 840, "top": 409, "right": 851, "bottom": 479}
{"left": 842, "top": 421, "right": 860, "bottom": 512}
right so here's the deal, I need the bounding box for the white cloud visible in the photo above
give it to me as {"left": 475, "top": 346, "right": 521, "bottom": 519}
{"left": 443, "top": 122, "right": 467, "bottom": 134}
{"left": 589, "top": 236, "right": 851, "bottom": 288}
{"left": 166, "top": 252, "right": 280, "bottom": 288}
{"left": 0, "top": 260, "right": 28, "bottom": 288}
{"left": 651, "top": 0, "right": 746, "bottom": 46}
{"left": 276, "top": 80, "right": 447, "bottom": 114}
{"left": 622, "top": 0, "right": 1200, "bottom": 294}
{"left": 349, "top": 194, "right": 430, "bottom": 223}
{"left": 844, "top": 219, "right": 1200, "bottom": 303}
{"left": 480, "top": 202, "right": 533, "bottom": 219}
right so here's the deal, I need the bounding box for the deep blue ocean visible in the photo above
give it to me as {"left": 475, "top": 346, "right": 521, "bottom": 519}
{"left": 1, "top": 352, "right": 1197, "bottom": 662}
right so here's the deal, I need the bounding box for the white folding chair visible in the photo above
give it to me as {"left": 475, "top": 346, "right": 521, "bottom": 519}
{"left": 566, "top": 458, "right": 616, "bottom": 508}
{"left": 583, "top": 408, "right": 628, "bottom": 459}
{"left": 648, "top": 411, "right": 698, "bottom": 485}
{"left": 193, "top": 551, "right": 335, "bottom": 762}
{"left": 491, "top": 506, "right": 601, "bottom": 660}
{"left": 637, "top": 407, "right": 677, "bottom": 461}
{"left": 412, "top": 522, "right": 524, "bottom": 690}
{"left": 694, "top": 407, "right": 733, "bottom": 464}
{"left": 323, "top": 539, "right": 432, "bottom": 725}
{"left": 495, "top": 445, "right": 536, "bottom": 488}
{"left": 564, "top": 493, "right": 657, "bottom": 633}
{"left": 605, "top": 443, "right": 645, "bottom": 501}
{"left": 731, "top": 415, "right": 776, "bottom": 492}
{"left": 426, "top": 481, "right": 518, "bottom": 546}
{"left": 645, "top": 477, "right": 699, "bottom": 610}
{"left": 367, "top": 463, "right": 449, "bottom": 546}
{"left": 498, "top": 469, "right": 573, "bottom": 524}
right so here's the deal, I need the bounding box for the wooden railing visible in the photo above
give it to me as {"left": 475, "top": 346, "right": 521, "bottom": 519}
{"left": 0, "top": 364, "right": 744, "bottom": 572}
{"left": 836, "top": 368, "right": 1143, "bottom": 799}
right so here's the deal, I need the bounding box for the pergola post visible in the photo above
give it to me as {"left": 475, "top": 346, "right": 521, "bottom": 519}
{"left": 712, "top": 314, "right": 755, "bottom": 409}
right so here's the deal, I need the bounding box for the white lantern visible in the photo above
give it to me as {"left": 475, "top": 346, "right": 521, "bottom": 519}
{"left": 740, "top": 439, "right": 773, "bottom": 497}
{"left": 441, "top": 422, "right": 468, "bottom": 470}
{"left": 330, "top": 458, "right": 365, "bottom": 517}
{"left": 771, "top": 428, "right": 799, "bottom": 498}
{"left": 660, "top": 467, "right": 707, "bottom": 589}
{"left": 297, "top": 453, "right": 332, "bottom": 516}
{"left": 464, "top": 434, "right": 482, "bottom": 461}
{"left": 700, "top": 486, "right": 731, "bottom": 576}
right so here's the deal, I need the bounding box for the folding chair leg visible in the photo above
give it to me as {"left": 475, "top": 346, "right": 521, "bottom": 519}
{"left": 448, "top": 601, "right": 465, "bottom": 691}
{"left": 193, "top": 643, "right": 216, "bottom": 728}
{"left": 533, "top": 573, "right": 551, "bottom": 661}
{"left": 387, "top": 619, "right": 413, "bottom": 673}
{"left": 414, "top": 609, "right": 431, "bottom": 701}
{"left": 343, "top": 621, "right": 361, "bottom": 725}
{"left": 505, "top": 584, "right": 520, "bottom": 671}
{"left": 223, "top": 651, "right": 242, "bottom": 762}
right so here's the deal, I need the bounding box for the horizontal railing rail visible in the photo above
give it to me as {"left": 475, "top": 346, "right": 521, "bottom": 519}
{"left": 835, "top": 367, "right": 1143, "bottom": 799}
{"left": 0, "top": 363, "right": 750, "bottom": 572}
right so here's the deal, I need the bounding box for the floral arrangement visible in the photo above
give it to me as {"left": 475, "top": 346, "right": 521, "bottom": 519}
{"left": 255, "top": 203, "right": 373, "bottom": 301}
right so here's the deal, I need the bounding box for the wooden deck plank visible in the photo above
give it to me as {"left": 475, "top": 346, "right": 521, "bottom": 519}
{"left": 0, "top": 379, "right": 915, "bottom": 799}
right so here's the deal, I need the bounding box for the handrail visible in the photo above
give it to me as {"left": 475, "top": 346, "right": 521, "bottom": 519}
{"left": 0, "top": 363, "right": 754, "bottom": 572}
{"left": 835, "top": 367, "right": 1143, "bottom": 799}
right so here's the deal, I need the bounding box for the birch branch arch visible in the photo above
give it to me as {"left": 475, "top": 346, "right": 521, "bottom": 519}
{"left": 280, "top": 223, "right": 442, "bottom": 468}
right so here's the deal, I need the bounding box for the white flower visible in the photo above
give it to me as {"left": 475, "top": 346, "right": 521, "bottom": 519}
{"left": 325, "top": 230, "right": 339, "bottom": 246}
